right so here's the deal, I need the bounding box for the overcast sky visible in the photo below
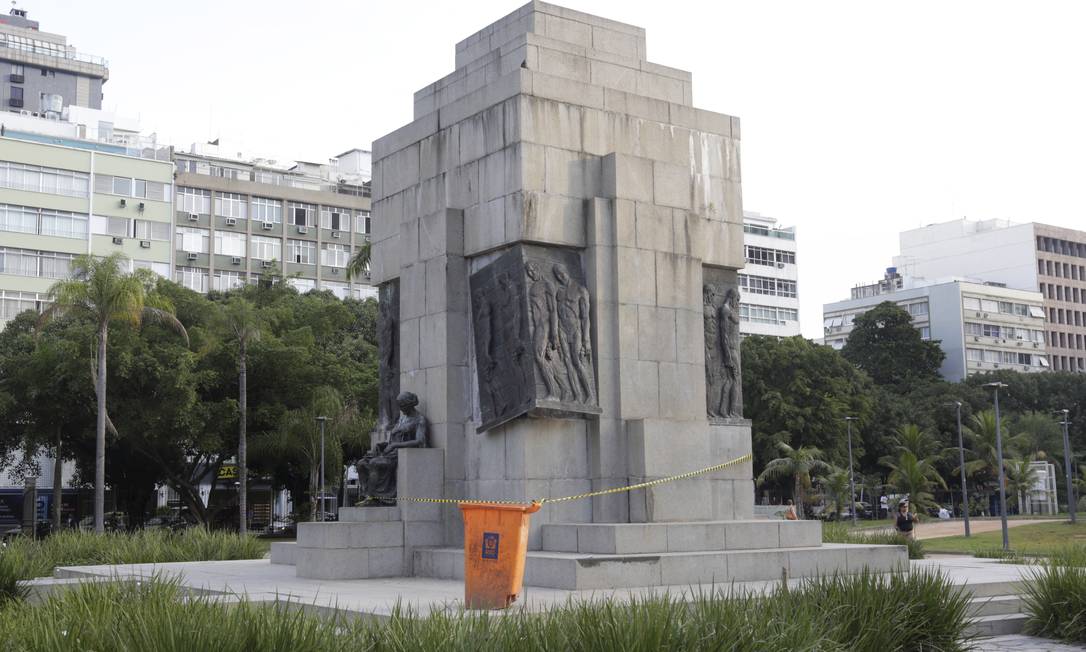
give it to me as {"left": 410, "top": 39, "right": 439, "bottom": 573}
{"left": 31, "top": 0, "right": 1086, "bottom": 338}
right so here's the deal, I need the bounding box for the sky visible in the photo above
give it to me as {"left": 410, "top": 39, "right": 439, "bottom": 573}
{"left": 29, "top": 0, "right": 1086, "bottom": 338}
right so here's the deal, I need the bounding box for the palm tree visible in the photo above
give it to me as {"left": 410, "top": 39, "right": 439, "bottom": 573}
{"left": 885, "top": 450, "right": 947, "bottom": 514}
{"left": 218, "top": 297, "right": 263, "bottom": 535}
{"left": 1004, "top": 458, "right": 1040, "bottom": 514}
{"left": 961, "top": 409, "right": 1028, "bottom": 514}
{"left": 346, "top": 240, "right": 371, "bottom": 282}
{"left": 818, "top": 468, "right": 852, "bottom": 520}
{"left": 41, "top": 254, "right": 188, "bottom": 533}
{"left": 756, "top": 441, "right": 831, "bottom": 519}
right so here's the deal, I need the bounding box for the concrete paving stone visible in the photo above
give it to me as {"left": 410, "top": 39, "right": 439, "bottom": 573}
{"left": 297, "top": 523, "right": 350, "bottom": 550}
{"left": 659, "top": 552, "right": 727, "bottom": 587}
{"left": 269, "top": 542, "right": 297, "bottom": 566}
{"left": 726, "top": 549, "right": 789, "bottom": 583}
{"left": 778, "top": 521, "right": 822, "bottom": 548}
{"left": 723, "top": 521, "right": 779, "bottom": 550}
{"left": 788, "top": 547, "right": 849, "bottom": 578}
{"left": 347, "top": 522, "right": 404, "bottom": 548}
{"left": 338, "top": 506, "right": 401, "bottom": 522}
{"left": 666, "top": 523, "right": 725, "bottom": 553}
{"left": 976, "top": 635, "right": 1084, "bottom": 652}
{"left": 541, "top": 524, "right": 579, "bottom": 553}
{"left": 368, "top": 547, "right": 407, "bottom": 578}
{"left": 574, "top": 554, "right": 662, "bottom": 590}
{"left": 296, "top": 547, "right": 369, "bottom": 580}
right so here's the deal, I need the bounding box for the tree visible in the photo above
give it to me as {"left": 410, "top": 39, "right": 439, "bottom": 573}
{"left": 961, "top": 409, "right": 1028, "bottom": 512}
{"left": 818, "top": 468, "right": 852, "bottom": 520}
{"left": 742, "top": 336, "right": 873, "bottom": 472}
{"left": 346, "top": 240, "right": 371, "bottom": 281}
{"left": 1004, "top": 457, "right": 1039, "bottom": 513}
{"left": 217, "top": 297, "right": 264, "bottom": 535}
{"left": 885, "top": 450, "right": 947, "bottom": 514}
{"left": 41, "top": 254, "right": 188, "bottom": 533}
{"left": 841, "top": 302, "right": 945, "bottom": 388}
{"left": 1013, "top": 412, "right": 1063, "bottom": 461}
{"left": 756, "top": 441, "right": 831, "bottom": 519}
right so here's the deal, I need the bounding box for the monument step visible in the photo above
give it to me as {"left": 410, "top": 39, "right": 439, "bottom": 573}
{"left": 269, "top": 542, "right": 297, "bottom": 566}
{"left": 967, "top": 594, "right": 1025, "bottom": 618}
{"left": 966, "top": 613, "right": 1029, "bottom": 637}
{"left": 414, "top": 542, "right": 907, "bottom": 590}
{"left": 338, "top": 506, "right": 401, "bottom": 522}
{"left": 540, "top": 520, "right": 820, "bottom": 554}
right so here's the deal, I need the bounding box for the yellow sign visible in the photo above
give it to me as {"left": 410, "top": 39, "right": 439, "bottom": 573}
{"left": 218, "top": 464, "right": 238, "bottom": 480}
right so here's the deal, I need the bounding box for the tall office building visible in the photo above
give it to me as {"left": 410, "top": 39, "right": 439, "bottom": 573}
{"left": 823, "top": 272, "right": 1049, "bottom": 382}
{"left": 0, "top": 8, "right": 108, "bottom": 115}
{"left": 172, "top": 145, "right": 373, "bottom": 298}
{"left": 739, "top": 211, "right": 800, "bottom": 337}
{"left": 894, "top": 218, "right": 1086, "bottom": 373}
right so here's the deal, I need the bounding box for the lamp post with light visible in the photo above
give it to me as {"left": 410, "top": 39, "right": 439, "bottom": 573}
{"left": 315, "top": 416, "right": 327, "bottom": 521}
{"left": 844, "top": 416, "right": 858, "bottom": 526}
{"left": 984, "top": 382, "right": 1010, "bottom": 550}
{"left": 943, "top": 401, "right": 971, "bottom": 537}
{"left": 1057, "top": 409, "right": 1075, "bottom": 524}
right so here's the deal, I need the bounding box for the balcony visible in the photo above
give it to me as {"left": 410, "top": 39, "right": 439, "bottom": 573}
{"left": 743, "top": 223, "right": 795, "bottom": 240}
{"left": 8, "top": 97, "right": 22, "bottom": 108}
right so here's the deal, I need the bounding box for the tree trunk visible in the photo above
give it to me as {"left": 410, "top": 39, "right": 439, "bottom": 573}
{"left": 310, "top": 459, "right": 319, "bottom": 522}
{"left": 52, "top": 426, "right": 63, "bottom": 529}
{"left": 794, "top": 475, "right": 805, "bottom": 519}
{"left": 95, "top": 323, "right": 108, "bottom": 534}
{"left": 238, "top": 339, "right": 248, "bottom": 536}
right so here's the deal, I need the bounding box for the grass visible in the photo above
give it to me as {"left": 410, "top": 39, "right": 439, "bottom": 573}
{"left": 0, "top": 569, "right": 976, "bottom": 651}
{"left": 0, "top": 528, "right": 266, "bottom": 581}
{"left": 922, "top": 520, "right": 1086, "bottom": 556}
{"left": 1022, "top": 546, "right": 1086, "bottom": 644}
{"left": 822, "top": 521, "right": 925, "bottom": 559}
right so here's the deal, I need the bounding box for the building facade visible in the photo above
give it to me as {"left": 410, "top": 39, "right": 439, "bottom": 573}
{"left": 823, "top": 277, "right": 1049, "bottom": 382}
{"left": 172, "top": 146, "right": 373, "bottom": 298}
{"left": 895, "top": 218, "right": 1085, "bottom": 373}
{"left": 0, "top": 8, "right": 108, "bottom": 116}
{"left": 0, "top": 130, "right": 174, "bottom": 326}
{"left": 739, "top": 211, "right": 800, "bottom": 337}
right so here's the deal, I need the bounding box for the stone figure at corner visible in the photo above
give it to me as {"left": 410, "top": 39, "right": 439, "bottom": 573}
{"left": 554, "top": 264, "right": 595, "bottom": 404}
{"left": 705, "top": 285, "right": 743, "bottom": 419}
{"left": 526, "top": 261, "right": 562, "bottom": 400}
{"left": 357, "top": 391, "right": 428, "bottom": 504}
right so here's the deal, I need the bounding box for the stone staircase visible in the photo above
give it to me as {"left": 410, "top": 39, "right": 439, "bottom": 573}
{"left": 413, "top": 520, "right": 908, "bottom": 590}
{"left": 963, "top": 579, "right": 1031, "bottom": 637}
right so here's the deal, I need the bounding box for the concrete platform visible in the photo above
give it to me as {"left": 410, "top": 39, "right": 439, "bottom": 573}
{"left": 539, "top": 520, "right": 822, "bottom": 554}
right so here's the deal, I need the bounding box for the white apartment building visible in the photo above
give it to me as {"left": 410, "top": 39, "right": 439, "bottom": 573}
{"left": 739, "top": 211, "right": 799, "bottom": 337}
{"left": 894, "top": 218, "right": 1085, "bottom": 373}
{"left": 823, "top": 275, "right": 1049, "bottom": 382}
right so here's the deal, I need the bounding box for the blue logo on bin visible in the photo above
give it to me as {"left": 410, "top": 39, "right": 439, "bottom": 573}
{"left": 481, "top": 532, "right": 500, "bottom": 560}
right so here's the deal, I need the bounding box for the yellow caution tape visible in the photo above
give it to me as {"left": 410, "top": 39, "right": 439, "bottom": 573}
{"left": 359, "top": 453, "right": 752, "bottom": 508}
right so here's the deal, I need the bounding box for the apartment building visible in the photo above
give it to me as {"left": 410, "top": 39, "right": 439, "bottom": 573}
{"left": 895, "top": 218, "right": 1086, "bottom": 373}
{"left": 739, "top": 211, "right": 800, "bottom": 337}
{"left": 823, "top": 274, "right": 1048, "bottom": 382}
{"left": 172, "top": 145, "right": 373, "bottom": 298}
{"left": 0, "top": 126, "right": 174, "bottom": 327}
{"left": 0, "top": 8, "right": 108, "bottom": 115}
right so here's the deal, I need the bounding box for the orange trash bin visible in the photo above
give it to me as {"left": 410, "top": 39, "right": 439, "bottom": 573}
{"left": 459, "top": 501, "right": 541, "bottom": 609}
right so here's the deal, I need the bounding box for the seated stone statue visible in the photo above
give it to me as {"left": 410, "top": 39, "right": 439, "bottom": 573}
{"left": 357, "top": 391, "right": 428, "bottom": 505}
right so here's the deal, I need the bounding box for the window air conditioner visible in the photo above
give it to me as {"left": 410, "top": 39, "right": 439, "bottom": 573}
{"left": 187, "top": 213, "right": 199, "bottom": 222}
{"left": 231, "top": 257, "right": 242, "bottom": 265}
{"left": 331, "top": 267, "right": 339, "bottom": 274}
{"left": 261, "top": 260, "right": 272, "bottom": 268}
{"left": 187, "top": 252, "right": 198, "bottom": 261}
{"left": 111, "top": 236, "right": 123, "bottom": 245}
{"left": 776, "top": 262, "right": 785, "bottom": 268}
{"left": 297, "top": 226, "right": 308, "bottom": 234}
{"left": 139, "top": 240, "right": 151, "bottom": 249}
{"left": 225, "top": 217, "right": 237, "bottom": 226}
{"left": 138, "top": 202, "right": 145, "bottom": 212}
{"left": 331, "top": 231, "right": 341, "bottom": 239}
{"left": 261, "top": 222, "right": 273, "bottom": 230}
{"left": 119, "top": 198, "right": 127, "bottom": 208}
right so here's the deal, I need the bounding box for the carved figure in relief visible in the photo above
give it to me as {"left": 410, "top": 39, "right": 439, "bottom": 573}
{"left": 357, "top": 391, "right": 428, "bottom": 504}
{"left": 704, "top": 284, "right": 725, "bottom": 417}
{"left": 525, "top": 261, "right": 562, "bottom": 400}
{"left": 553, "top": 264, "right": 595, "bottom": 404}
{"left": 376, "top": 297, "right": 398, "bottom": 427}
{"left": 719, "top": 287, "right": 742, "bottom": 417}
{"left": 472, "top": 287, "right": 500, "bottom": 416}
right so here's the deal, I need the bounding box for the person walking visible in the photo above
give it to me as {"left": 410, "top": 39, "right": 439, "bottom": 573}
{"left": 894, "top": 499, "right": 917, "bottom": 540}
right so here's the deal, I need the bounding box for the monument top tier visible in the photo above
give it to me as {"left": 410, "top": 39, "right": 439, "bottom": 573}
{"left": 455, "top": 2, "right": 647, "bottom": 68}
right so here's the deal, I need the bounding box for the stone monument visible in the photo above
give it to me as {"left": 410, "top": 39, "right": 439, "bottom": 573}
{"left": 357, "top": 391, "right": 429, "bottom": 504}
{"left": 283, "top": 2, "right": 905, "bottom": 586}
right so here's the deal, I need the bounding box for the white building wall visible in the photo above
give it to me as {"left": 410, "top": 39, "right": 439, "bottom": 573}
{"left": 894, "top": 219, "right": 1038, "bottom": 290}
{"left": 740, "top": 212, "right": 800, "bottom": 338}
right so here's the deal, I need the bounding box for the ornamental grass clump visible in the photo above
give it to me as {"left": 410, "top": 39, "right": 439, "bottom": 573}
{"left": 0, "top": 568, "right": 976, "bottom": 651}
{"left": 1023, "top": 545, "right": 1086, "bottom": 644}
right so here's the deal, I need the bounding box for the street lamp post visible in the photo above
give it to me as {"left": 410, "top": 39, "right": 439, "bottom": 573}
{"left": 844, "top": 416, "right": 858, "bottom": 526}
{"left": 1057, "top": 409, "right": 1075, "bottom": 524}
{"left": 316, "top": 416, "right": 327, "bottom": 522}
{"left": 984, "top": 382, "right": 1010, "bottom": 550}
{"left": 944, "top": 401, "right": 971, "bottom": 537}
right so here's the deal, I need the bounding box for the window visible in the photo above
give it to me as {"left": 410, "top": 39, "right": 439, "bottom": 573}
{"left": 251, "top": 197, "right": 282, "bottom": 224}
{"left": 907, "top": 302, "right": 929, "bottom": 317}
{"left": 0, "top": 247, "right": 73, "bottom": 279}
{"left": 919, "top": 326, "right": 930, "bottom": 340}
{"left": 91, "top": 215, "right": 129, "bottom": 237}
{"left": 111, "top": 177, "right": 132, "bottom": 197}
{"left": 133, "top": 220, "right": 170, "bottom": 241}
{"left": 355, "top": 211, "right": 371, "bottom": 235}
{"left": 0, "top": 161, "right": 89, "bottom": 197}
{"left": 738, "top": 274, "right": 797, "bottom": 298}
{"left": 9, "top": 86, "right": 22, "bottom": 104}
{"left": 744, "top": 245, "right": 795, "bottom": 267}
{"left": 980, "top": 299, "right": 999, "bottom": 313}
{"left": 322, "top": 280, "right": 349, "bottom": 299}
{"left": 739, "top": 303, "right": 797, "bottom": 325}
{"left": 289, "top": 202, "right": 314, "bottom": 227}
{"left": 176, "top": 187, "right": 211, "bottom": 215}
{"left": 175, "top": 226, "right": 209, "bottom": 253}
{"left": 0, "top": 290, "right": 46, "bottom": 323}
{"left": 10, "top": 64, "right": 22, "bottom": 76}
{"left": 966, "top": 348, "right": 984, "bottom": 362}
{"left": 213, "top": 270, "right": 243, "bottom": 292}
{"left": 215, "top": 192, "right": 248, "bottom": 219}
{"left": 1037, "top": 356, "right": 1050, "bottom": 368}
{"left": 320, "top": 207, "right": 350, "bottom": 231}
{"left": 40, "top": 208, "right": 89, "bottom": 239}
{"left": 1028, "top": 305, "right": 1046, "bottom": 318}
{"left": 250, "top": 235, "right": 281, "bottom": 261}
{"left": 214, "top": 231, "right": 247, "bottom": 257}
{"left": 0, "top": 203, "right": 39, "bottom": 234}
{"left": 321, "top": 243, "right": 349, "bottom": 267}
{"left": 288, "top": 239, "right": 316, "bottom": 265}
{"left": 963, "top": 297, "right": 981, "bottom": 311}
{"left": 964, "top": 322, "right": 983, "bottom": 336}
{"left": 288, "top": 277, "right": 315, "bottom": 293}
{"left": 982, "top": 324, "right": 1001, "bottom": 338}
{"left": 133, "top": 260, "right": 169, "bottom": 277}
{"left": 174, "top": 267, "right": 208, "bottom": 293}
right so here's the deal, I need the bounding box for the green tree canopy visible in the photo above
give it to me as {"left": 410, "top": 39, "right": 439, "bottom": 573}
{"left": 841, "top": 302, "right": 945, "bottom": 388}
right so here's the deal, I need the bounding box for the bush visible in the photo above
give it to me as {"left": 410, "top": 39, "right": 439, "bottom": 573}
{"left": 822, "top": 522, "right": 925, "bottom": 559}
{"left": 0, "top": 569, "right": 975, "bottom": 651}
{"left": 1023, "top": 555, "right": 1086, "bottom": 644}
{"left": 0, "top": 553, "right": 28, "bottom": 604}
{"left": 1, "top": 529, "right": 265, "bottom": 581}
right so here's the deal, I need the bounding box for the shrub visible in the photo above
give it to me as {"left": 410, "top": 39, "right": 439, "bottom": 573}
{"left": 1023, "top": 557, "right": 1086, "bottom": 644}
{"left": 0, "top": 569, "right": 975, "bottom": 651}
{"left": 822, "top": 521, "right": 925, "bottom": 559}
{"left": 0, "top": 553, "right": 28, "bottom": 604}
